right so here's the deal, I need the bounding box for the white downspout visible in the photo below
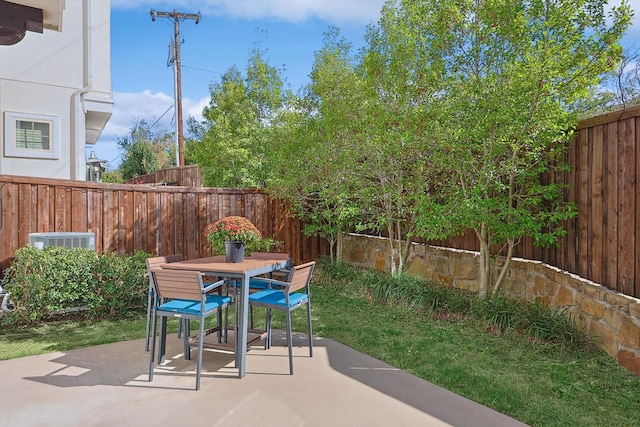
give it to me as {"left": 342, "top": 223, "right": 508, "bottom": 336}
{"left": 72, "top": 0, "right": 94, "bottom": 180}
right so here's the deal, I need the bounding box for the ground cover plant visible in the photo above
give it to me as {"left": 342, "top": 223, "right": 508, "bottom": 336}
{"left": 0, "top": 259, "right": 638, "bottom": 426}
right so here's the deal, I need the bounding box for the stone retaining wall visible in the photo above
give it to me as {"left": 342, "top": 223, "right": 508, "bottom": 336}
{"left": 342, "top": 233, "right": 640, "bottom": 377}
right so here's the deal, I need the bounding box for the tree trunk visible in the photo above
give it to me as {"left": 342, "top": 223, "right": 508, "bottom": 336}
{"left": 387, "top": 222, "right": 398, "bottom": 276}
{"left": 401, "top": 235, "right": 412, "bottom": 273}
{"left": 491, "top": 238, "right": 515, "bottom": 295}
{"left": 328, "top": 236, "right": 336, "bottom": 261}
{"left": 476, "top": 223, "right": 490, "bottom": 299}
{"left": 396, "top": 219, "right": 405, "bottom": 273}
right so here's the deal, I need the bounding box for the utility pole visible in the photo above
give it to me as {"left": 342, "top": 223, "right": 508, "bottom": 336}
{"left": 150, "top": 9, "right": 200, "bottom": 167}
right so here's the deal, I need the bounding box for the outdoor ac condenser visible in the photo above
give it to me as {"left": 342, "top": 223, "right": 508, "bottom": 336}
{"left": 28, "top": 232, "right": 96, "bottom": 251}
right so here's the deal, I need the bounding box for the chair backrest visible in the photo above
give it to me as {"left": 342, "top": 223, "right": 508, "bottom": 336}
{"left": 146, "top": 255, "right": 184, "bottom": 293}
{"left": 250, "top": 252, "right": 291, "bottom": 263}
{"left": 151, "top": 269, "right": 205, "bottom": 301}
{"left": 146, "top": 254, "right": 183, "bottom": 270}
{"left": 288, "top": 261, "right": 315, "bottom": 293}
{"left": 250, "top": 252, "right": 289, "bottom": 259}
{"left": 253, "top": 252, "right": 292, "bottom": 274}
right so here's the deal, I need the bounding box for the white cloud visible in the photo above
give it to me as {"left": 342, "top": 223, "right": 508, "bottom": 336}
{"left": 111, "top": 0, "right": 385, "bottom": 26}
{"left": 184, "top": 97, "right": 209, "bottom": 123}
{"left": 93, "top": 90, "right": 207, "bottom": 168}
{"left": 100, "top": 90, "right": 175, "bottom": 140}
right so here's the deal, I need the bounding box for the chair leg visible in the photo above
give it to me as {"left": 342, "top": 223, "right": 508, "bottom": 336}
{"left": 306, "top": 301, "right": 313, "bottom": 357}
{"left": 217, "top": 309, "right": 223, "bottom": 343}
{"left": 184, "top": 320, "right": 192, "bottom": 360}
{"left": 196, "top": 319, "right": 206, "bottom": 390}
{"left": 144, "top": 288, "right": 153, "bottom": 351}
{"left": 265, "top": 308, "right": 272, "bottom": 349}
{"left": 286, "top": 310, "right": 293, "bottom": 375}
{"left": 224, "top": 304, "right": 230, "bottom": 343}
{"left": 158, "top": 317, "right": 168, "bottom": 364}
{"left": 180, "top": 319, "right": 191, "bottom": 360}
{"left": 234, "top": 284, "right": 240, "bottom": 352}
{"left": 148, "top": 312, "right": 158, "bottom": 382}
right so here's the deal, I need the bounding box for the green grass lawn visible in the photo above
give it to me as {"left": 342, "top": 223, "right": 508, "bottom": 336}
{"left": 309, "top": 284, "right": 640, "bottom": 427}
{"left": 1, "top": 262, "right": 639, "bottom": 427}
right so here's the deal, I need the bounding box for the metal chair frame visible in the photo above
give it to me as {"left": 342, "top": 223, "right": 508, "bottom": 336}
{"left": 224, "top": 253, "right": 292, "bottom": 330}
{"left": 144, "top": 254, "right": 183, "bottom": 351}
{"left": 248, "top": 261, "right": 315, "bottom": 375}
{"left": 148, "top": 268, "right": 230, "bottom": 390}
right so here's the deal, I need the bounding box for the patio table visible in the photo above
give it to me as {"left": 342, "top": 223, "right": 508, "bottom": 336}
{"left": 160, "top": 254, "right": 290, "bottom": 378}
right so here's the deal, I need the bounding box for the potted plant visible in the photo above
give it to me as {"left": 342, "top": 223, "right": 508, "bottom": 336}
{"left": 205, "top": 216, "right": 263, "bottom": 262}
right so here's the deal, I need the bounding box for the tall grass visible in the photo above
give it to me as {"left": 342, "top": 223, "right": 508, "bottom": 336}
{"left": 320, "top": 259, "right": 590, "bottom": 351}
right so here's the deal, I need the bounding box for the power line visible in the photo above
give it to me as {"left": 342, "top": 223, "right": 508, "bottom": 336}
{"left": 150, "top": 104, "right": 174, "bottom": 129}
{"left": 182, "top": 64, "right": 223, "bottom": 75}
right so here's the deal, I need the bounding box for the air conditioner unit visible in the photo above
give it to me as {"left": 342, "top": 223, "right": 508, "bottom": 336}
{"left": 28, "top": 232, "right": 96, "bottom": 251}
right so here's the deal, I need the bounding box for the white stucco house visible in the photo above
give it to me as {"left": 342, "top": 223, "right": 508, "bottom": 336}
{"left": 0, "top": 0, "right": 113, "bottom": 180}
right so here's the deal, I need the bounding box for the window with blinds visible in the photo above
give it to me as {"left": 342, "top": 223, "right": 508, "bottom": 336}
{"left": 16, "top": 120, "right": 51, "bottom": 150}
{"left": 4, "top": 112, "right": 59, "bottom": 159}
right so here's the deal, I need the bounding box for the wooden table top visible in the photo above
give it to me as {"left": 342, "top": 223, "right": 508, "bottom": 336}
{"left": 161, "top": 255, "right": 289, "bottom": 274}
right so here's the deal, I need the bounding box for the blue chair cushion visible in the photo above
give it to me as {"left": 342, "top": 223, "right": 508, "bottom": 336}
{"left": 158, "top": 294, "right": 231, "bottom": 316}
{"left": 248, "top": 278, "right": 271, "bottom": 289}
{"left": 224, "top": 278, "right": 283, "bottom": 293}
{"left": 248, "top": 289, "right": 309, "bottom": 309}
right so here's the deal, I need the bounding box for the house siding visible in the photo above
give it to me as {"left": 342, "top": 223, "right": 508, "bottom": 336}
{"left": 0, "top": 0, "right": 112, "bottom": 181}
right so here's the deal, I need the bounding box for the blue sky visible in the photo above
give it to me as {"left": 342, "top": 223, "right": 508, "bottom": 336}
{"left": 93, "top": 0, "right": 639, "bottom": 170}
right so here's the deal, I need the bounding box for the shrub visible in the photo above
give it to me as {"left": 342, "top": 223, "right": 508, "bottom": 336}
{"left": 1, "top": 246, "right": 150, "bottom": 325}
{"left": 362, "top": 264, "right": 474, "bottom": 314}
{"left": 316, "top": 257, "right": 381, "bottom": 287}
{"left": 316, "top": 259, "right": 590, "bottom": 351}
{"left": 519, "top": 303, "right": 589, "bottom": 350}
{"left": 470, "top": 292, "right": 527, "bottom": 334}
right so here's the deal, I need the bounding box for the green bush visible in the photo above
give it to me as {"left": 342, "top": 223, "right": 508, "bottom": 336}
{"left": 1, "top": 246, "right": 150, "bottom": 325}
{"left": 518, "top": 303, "right": 589, "bottom": 350}
{"left": 472, "top": 292, "right": 525, "bottom": 333}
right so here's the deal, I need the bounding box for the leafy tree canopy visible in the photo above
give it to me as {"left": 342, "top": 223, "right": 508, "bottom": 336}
{"left": 186, "top": 44, "right": 291, "bottom": 188}
{"left": 117, "top": 118, "right": 175, "bottom": 181}
{"left": 375, "top": 0, "right": 632, "bottom": 295}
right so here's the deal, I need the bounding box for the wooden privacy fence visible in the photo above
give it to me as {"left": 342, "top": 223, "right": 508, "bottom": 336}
{"left": 124, "top": 164, "right": 202, "bottom": 187}
{"left": 422, "top": 106, "right": 639, "bottom": 299}
{"left": 0, "top": 176, "right": 328, "bottom": 275}
{"left": 1, "top": 106, "right": 638, "bottom": 298}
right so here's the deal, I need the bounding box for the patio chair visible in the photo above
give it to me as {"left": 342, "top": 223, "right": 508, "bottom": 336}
{"left": 224, "top": 252, "right": 292, "bottom": 330}
{"left": 248, "top": 261, "right": 315, "bottom": 375}
{"left": 148, "top": 269, "right": 231, "bottom": 390}
{"left": 145, "top": 254, "right": 183, "bottom": 351}
{"left": 247, "top": 252, "right": 292, "bottom": 282}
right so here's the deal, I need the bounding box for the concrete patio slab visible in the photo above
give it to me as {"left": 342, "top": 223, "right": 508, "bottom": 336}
{"left": 0, "top": 332, "right": 528, "bottom": 426}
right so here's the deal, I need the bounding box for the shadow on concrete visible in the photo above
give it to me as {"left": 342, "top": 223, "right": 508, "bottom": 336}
{"left": 1, "top": 332, "right": 527, "bottom": 426}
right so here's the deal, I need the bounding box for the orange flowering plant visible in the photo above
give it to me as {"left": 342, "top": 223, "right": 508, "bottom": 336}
{"left": 205, "top": 216, "right": 263, "bottom": 254}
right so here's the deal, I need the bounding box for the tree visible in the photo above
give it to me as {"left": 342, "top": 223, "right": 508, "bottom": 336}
{"left": 372, "top": 0, "right": 632, "bottom": 296}
{"left": 267, "top": 28, "right": 363, "bottom": 260}
{"left": 603, "top": 44, "right": 640, "bottom": 109}
{"left": 117, "top": 118, "right": 175, "bottom": 181}
{"left": 101, "top": 169, "right": 124, "bottom": 183}
{"left": 186, "top": 46, "right": 289, "bottom": 188}
{"left": 357, "top": 7, "right": 453, "bottom": 276}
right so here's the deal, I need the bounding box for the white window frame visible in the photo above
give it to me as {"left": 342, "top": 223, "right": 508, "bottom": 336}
{"left": 4, "top": 111, "right": 60, "bottom": 159}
